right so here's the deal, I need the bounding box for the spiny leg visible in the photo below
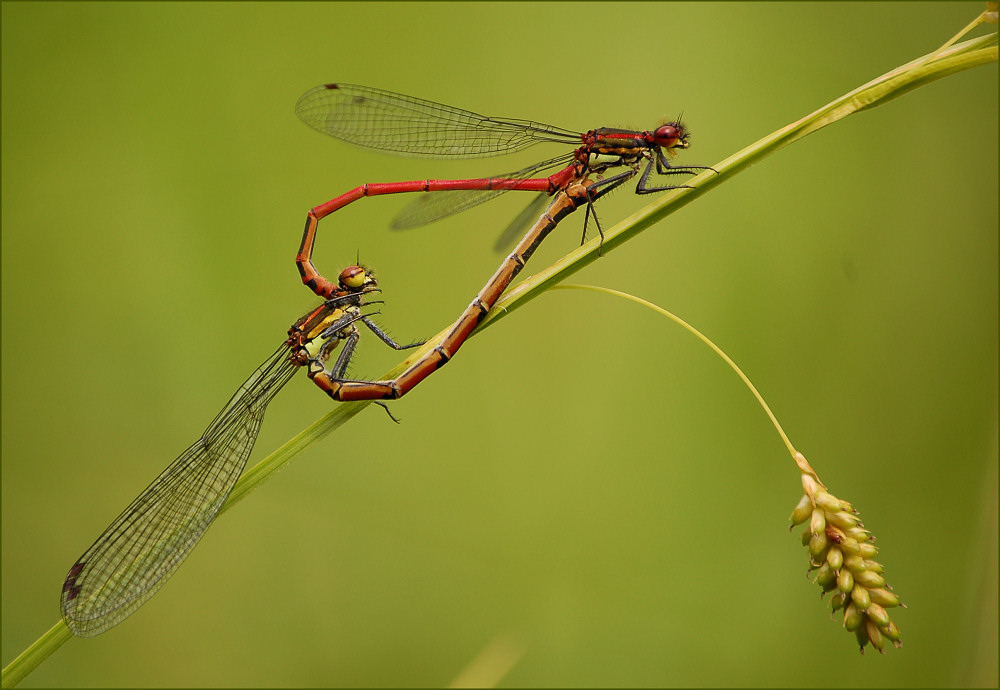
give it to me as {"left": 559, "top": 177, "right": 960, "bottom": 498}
{"left": 577, "top": 169, "right": 638, "bottom": 253}
{"left": 361, "top": 317, "right": 425, "bottom": 350}
{"left": 636, "top": 153, "right": 717, "bottom": 194}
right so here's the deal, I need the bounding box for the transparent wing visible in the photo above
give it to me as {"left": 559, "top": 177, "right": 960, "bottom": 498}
{"left": 388, "top": 156, "right": 570, "bottom": 230}
{"left": 295, "top": 83, "right": 580, "bottom": 158}
{"left": 492, "top": 192, "right": 554, "bottom": 253}
{"left": 60, "top": 344, "right": 298, "bottom": 637}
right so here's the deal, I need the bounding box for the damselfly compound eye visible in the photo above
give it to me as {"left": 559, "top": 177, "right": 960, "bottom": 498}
{"left": 653, "top": 123, "right": 683, "bottom": 148}
{"left": 339, "top": 265, "right": 368, "bottom": 289}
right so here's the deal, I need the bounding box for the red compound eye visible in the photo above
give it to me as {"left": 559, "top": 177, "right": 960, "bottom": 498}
{"left": 652, "top": 123, "right": 683, "bottom": 148}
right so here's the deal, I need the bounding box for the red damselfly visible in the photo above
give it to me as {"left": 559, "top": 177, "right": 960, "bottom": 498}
{"left": 294, "top": 83, "right": 714, "bottom": 297}
{"left": 61, "top": 266, "right": 420, "bottom": 637}
{"left": 293, "top": 84, "right": 713, "bottom": 400}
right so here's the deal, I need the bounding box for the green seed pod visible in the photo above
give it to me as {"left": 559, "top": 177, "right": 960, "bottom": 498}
{"left": 843, "top": 602, "right": 864, "bottom": 631}
{"left": 809, "top": 532, "right": 829, "bottom": 558}
{"left": 866, "top": 602, "right": 890, "bottom": 627}
{"left": 815, "top": 561, "right": 836, "bottom": 587}
{"left": 810, "top": 508, "right": 826, "bottom": 535}
{"left": 864, "top": 560, "right": 885, "bottom": 574}
{"left": 858, "top": 543, "right": 878, "bottom": 559}
{"left": 800, "top": 528, "right": 811, "bottom": 546}
{"left": 855, "top": 569, "right": 886, "bottom": 589}
{"left": 837, "top": 568, "right": 854, "bottom": 594}
{"left": 845, "top": 526, "right": 870, "bottom": 542}
{"left": 866, "top": 619, "right": 885, "bottom": 653}
{"left": 855, "top": 624, "right": 871, "bottom": 653}
{"left": 814, "top": 492, "right": 842, "bottom": 512}
{"left": 839, "top": 499, "right": 856, "bottom": 514}
{"left": 828, "top": 511, "right": 859, "bottom": 529}
{"left": 868, "top": 588, "right": 900, "bottom": 608}
{"left": 826, "top": 546, "right": 844, "bottom": 571}
{"left": 830, "top": 592, "right": 846, "bottom": 613}
{"left": 790, "top": 495, "right": 812, "bottom": 525}
{"left": 880, "top": 620, "right": 902, "bottom": 644}
{"left": 851, "top": 584, "right": 871, "bottom": 610}
{"left": 843, "top": 555, "right": 866, "bottom": 572}
{"left": 839, "top": 537, "right": 861, "bottom": 556}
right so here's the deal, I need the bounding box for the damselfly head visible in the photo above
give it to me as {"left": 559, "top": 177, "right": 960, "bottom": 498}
{"left": 338, "top": 265, "right": 376, "bottom": 292}
{"left": 652, "top": 120, "right": 690, "bottom": 151}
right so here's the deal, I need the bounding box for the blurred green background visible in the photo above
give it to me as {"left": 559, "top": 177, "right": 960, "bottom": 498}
{"left": 2, "top": 2, "right": 996, "bottom": 687}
